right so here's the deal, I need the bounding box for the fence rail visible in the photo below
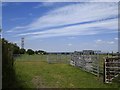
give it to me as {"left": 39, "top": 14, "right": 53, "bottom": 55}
{"left": 70, "top": 50, "right": 100, "bottom": 77}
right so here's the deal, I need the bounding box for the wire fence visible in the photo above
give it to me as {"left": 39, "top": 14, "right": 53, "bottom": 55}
{"left": 47, "top": 53, "right": 71, "bottom": 64}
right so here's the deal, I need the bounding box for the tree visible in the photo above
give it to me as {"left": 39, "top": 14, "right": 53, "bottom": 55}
{"left": 37, "top": 50, "right": 47, "bottom": 55}
{"left": 12, "top": 43, "right": 20, "bottom": 54}
{"left": 20, "top": 48, "right": 26, "bottom": 54}
{"left": 27, "top": 49, "right": 34, "bottom": 55}
{"left": 35, "top": 50, "right": 38, "bottom": 54}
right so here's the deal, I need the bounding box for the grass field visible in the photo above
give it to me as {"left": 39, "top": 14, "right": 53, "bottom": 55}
{"left": 14, "top": 54, "right": 119, "bottom": 88}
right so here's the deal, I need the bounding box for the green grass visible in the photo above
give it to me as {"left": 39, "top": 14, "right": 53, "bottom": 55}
{"left": 47, "top": 54, "right": 71, "bottom": 63}
{"left": 16, "top": 54, "right": 47, "bottom": 61}
{"left": 14, "top": 54, "right": 119, "bottom": 88}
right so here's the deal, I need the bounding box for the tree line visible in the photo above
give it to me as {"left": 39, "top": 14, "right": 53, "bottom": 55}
{"left": 3, "top": 39, "right": 47, "bottom": 55}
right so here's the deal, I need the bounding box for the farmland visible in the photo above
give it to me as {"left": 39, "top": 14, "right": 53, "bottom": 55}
{"left": 14, "top": 54, "right": 119, "bottom": 88}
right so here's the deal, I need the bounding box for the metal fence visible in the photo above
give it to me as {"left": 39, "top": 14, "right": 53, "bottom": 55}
{"left": 46, "top": 51, "right": 120, "bottom": 83}
{"left": 47, "top": 51, "right": 101, "bottom": 76}
{"left": 70, "top": 50, "right": 101, "bottom": 77}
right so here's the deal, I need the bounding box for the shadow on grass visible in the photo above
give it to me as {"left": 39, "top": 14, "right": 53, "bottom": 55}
{"left": 2, "top": 62, "right": 26, "bottom": 89}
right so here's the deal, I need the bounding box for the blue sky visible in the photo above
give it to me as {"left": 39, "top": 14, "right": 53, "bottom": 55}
{"left": 2, "top": 2, "right": 118, "bottom": 52}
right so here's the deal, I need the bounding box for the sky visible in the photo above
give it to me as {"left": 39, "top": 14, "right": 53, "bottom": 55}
{"left": 2, "top": 2, "right": 118, "bottom": 52}
{"left": 0, "top": 2, "right": 1, "bottom": 29}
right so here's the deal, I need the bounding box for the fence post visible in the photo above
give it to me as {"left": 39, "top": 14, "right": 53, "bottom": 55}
{"left": 97, "top": 51, "right": 100, "bottom": 78}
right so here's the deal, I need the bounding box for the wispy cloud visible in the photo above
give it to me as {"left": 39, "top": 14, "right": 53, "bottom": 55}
{"left": 67, "top": 43, "right": 72, "bottom": 46}
{"left": 107, "top": 41, "right": 114, "bottom": 44}
{"left": 10, "top": 17, "right": 26, "bottom": 21}
{"left": 95, "top": 39, "right": 115, "bottom": 45}
{"left": 27, "top": 3, "right": 117, "bottom": 30}
{"left": 7, "top": 2, "right": 118, "bottom": 39}
{"left": 34, "top": 2, "right": 56, "bottom": 8}
{"left": 68, "top": 36, "right": 76, "bottom": 39}
{"left": 114, "top": 37, "right": 118, "bottom": 40}
{"left": 6, "top": 26, "right": 25, "bottom": 32}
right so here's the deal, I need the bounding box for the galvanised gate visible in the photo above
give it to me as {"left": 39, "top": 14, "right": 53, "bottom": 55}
{"left": 70, "top": 50, "right": 101, "bottom": 77}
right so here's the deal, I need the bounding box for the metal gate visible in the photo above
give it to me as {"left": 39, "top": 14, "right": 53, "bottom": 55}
{"left": 70, "top": 50, "right": 101, "bottom": 76}
{"left": 104, "top": 56, "right": 120, "bottom": 83}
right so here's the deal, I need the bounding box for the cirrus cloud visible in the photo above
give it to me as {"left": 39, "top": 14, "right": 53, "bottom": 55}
{"left": 6, "top": 2, "right": 118, "bottom": 39}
